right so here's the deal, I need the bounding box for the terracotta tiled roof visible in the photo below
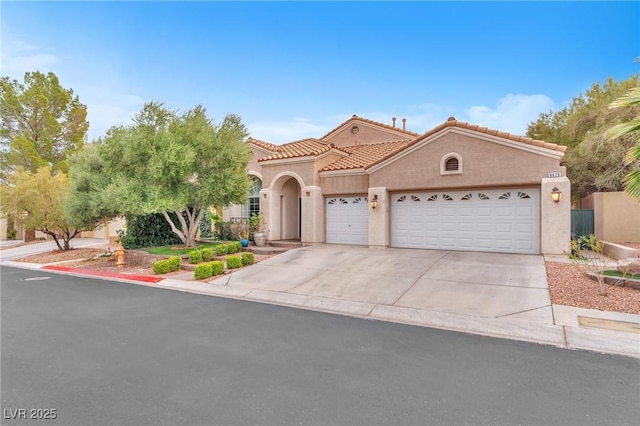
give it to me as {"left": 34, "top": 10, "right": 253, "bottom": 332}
{"left": 258, "top": 138, "right": 336, "bottom": 161}
{"left": 320, "top": 140, "right": 411, "bottom": 172}
{"left": 320, "top": 114, "right": 420, "bottom": 140}
{"left": 247, "top": 137, "right": 280, "bottom": 153}
{"left": 364, "top": 117, "right": 567, "bottom": 170}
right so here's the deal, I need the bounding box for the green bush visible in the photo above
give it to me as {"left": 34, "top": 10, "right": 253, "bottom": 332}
{"left": 6, "top": 229, "right": 16, "bottom": 240}
{"left": 199, "top": 211, "right": 214, "bottom": 238}
{"left": 226, "top": 255, "right": 242, "bottom": 269}
{"left": 215, "top": 244, "right": 229, "bottom": 256}
{"left": 241, "top": 252, "right": 255, "bottom": 266}
{"left": 210, "top": 260, "right": 224, "bottom": 276}
{"left": 168, "top": 256, "right": 181, "bottom": 272}
{"left": 188, "top": 250, "right": 202, "bottom": 264}
{"left": 227, "top": 241, "right": 241, "bottom": 254}
{"left": 152, "top": 259, "right": 171, "bottom": 274}
{"left": 194, "top": 263, "right": 213, "bottom": 280}
{"left": 116, "top": 212, "right": 183, "bottom": 249}
{"left": 200, "top": 248, "right": 213, "bottom": 262}
{"left": 214, "top": 221, "right": 235, "bottom": 241}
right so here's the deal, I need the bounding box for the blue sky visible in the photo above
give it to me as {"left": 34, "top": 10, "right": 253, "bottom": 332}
{"left": 2, "top": 1, "right": 638, "bottom": 143}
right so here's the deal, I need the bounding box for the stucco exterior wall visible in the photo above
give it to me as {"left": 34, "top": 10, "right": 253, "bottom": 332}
{"left": 324, "top": 121, "right": 414, "bottom": 148}
{"left": 261, "top": 160, "right": 316, "bottom": 189}
{"left": 579, "top": 192, "right": 640, "bottom": 243}
{"left": 369, "top": 130, "right": 564, "bottom": 191}
{"left": 320, "top": 173, "right": 370, "bottom": 195}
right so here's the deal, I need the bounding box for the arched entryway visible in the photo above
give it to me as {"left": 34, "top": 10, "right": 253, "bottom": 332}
{"left": 269, "top": 173, "right": 303, "bottom": 241}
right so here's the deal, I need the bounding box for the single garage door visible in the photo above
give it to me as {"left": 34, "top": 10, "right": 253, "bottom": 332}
{"left": 392, "top": 188, "right": 540, "bottom": 254}
{"left": 326, "top": 196, "right": 369, "bottom": 245}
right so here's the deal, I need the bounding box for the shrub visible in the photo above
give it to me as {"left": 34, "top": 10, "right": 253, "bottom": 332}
{"left": 215, "top": 244, "right": 229, "bottom": 256}
{"left": 188, "top": 250, "right": 202, "bottom": 264}
{"left": 194, "top": 263, "right": 213, "bottom": 280}
{"left": 168, "top": 256, "right": 181, "bottom": 272}
{"left": 227, "top": 241, "right": 241, "bottom": 253}
{"left": 199, "top": 210, "right": 214, "bottom": 238}
{"left": 210, "top": 260, "right": 224, "bottom": 276}
{"left": 214, "top": 221, "right": 234, "bottom": 241}
{"left": 6, "top": 229, "right": 16, "bottom": 240}
{"left": 116, "top": 212, "right": 182, "bottom": 249}
{"left": 226, "top": 255, "right": 242, "bottom": 269}
{"left": 152, "top": 259, "right": 171, "bottom": 274}
{"left": 200, "top": 248, "right": 213, "bottom": 262}
{"left": 241, "top": 252, "right": 255, "bottom": 266}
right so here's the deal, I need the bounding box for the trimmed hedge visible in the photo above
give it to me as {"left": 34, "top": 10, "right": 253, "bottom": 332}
{"left": 153, "top": 259, "right": 171, "bottom": 274}
{"left": 227, "top": 241, "right": 241, "bottom": 254}
{"left": 200, "top": 248, "right": 213, "bottom": 262}
{"left": 215, "top": 244, "right": 229, "bottom": 256}
{"left": 194, "top": 263, "right": 213, "bottom": 280}
{"left": 210, "top": 260, "right": 224, "bottom": 276}
{"left": 241, "top": 252, "right": 255, "bottom": 266}
{"left": 226, "top": 255, "right": 242, "bottom": 269}
{"left": 168, "top": 256, "right": 181, "bottom": 271}
{"left": 188, "top": 250, "right": 202, "bottom": 264}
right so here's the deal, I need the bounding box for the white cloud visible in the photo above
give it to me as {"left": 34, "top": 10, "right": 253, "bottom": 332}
{"left": 248, "top": 118, "right": 330, "bottom": 143}
{"left": 465, "top": 94, "right": 556, "bottom": 136}
{"left": 0, "top": 37, "right": 58, "bottom": 78}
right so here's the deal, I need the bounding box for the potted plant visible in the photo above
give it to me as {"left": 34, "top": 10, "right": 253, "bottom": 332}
{"left": 249, "top": 213, "right": 267, "bottom": 247}
{"left": 230, "top": 221, "right": 250, "bottom": 247}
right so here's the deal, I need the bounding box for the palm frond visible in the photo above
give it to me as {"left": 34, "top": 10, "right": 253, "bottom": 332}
{"left": 608, "top": 119, "right": 640, "bottom": 139}
{"left": 623, "top": 170, "right": 640, "bottom": 199}
{"left": 609, "top": 87, "right": 640, "bottom": 109}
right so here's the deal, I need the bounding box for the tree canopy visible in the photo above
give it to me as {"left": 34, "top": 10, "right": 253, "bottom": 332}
{"left": 0, "top": 167, "right": 97, "bottom": 250}
{"left": 0, "top": 71, "right": 88, "bottom": 181}
{"left": 67, "top": 102, "right": 253, "bottom": 247}
{"left": 526, "top": 75, "right": 640, "bottom": 200}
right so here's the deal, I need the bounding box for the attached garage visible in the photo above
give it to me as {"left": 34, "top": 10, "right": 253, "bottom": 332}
{"left": 326, "top": 196, "right": 369, "bottom": 245}
{"left": 391, "top": 188, "right": 540, "bottom": 254}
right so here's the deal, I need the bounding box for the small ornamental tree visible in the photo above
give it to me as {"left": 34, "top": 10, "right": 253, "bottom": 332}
{"left": 67, "top": 102, "right": 252, "bottom": 247}
{"left": 0, "top": 166, "right": 98, "bottom": 250}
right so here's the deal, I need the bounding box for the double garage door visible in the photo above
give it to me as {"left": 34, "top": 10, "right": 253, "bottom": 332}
{"left": 392, "top": 188, "right": 540, "bottom": 254}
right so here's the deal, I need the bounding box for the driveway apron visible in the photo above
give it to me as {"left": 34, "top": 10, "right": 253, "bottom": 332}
{"left": 213, "top": 245, "right": 553, "bottom": 324}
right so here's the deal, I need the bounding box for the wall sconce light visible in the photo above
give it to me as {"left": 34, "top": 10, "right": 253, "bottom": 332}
{"left": 551, "top": 187, "right": 561, "bottom": 204}
{"left": 370, "top": 194, "right": 378, "bottom": 209}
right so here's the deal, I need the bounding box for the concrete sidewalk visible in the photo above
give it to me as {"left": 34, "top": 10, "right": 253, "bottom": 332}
{"left": 1, "top": 242, "right": 638, "bottom": 359}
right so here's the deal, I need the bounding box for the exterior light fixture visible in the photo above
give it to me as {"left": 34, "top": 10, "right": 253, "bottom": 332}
{"left": 551, "top": 187, "right": 561, "bottom": 204}
{"left": 371, "top": 194, "right": 378, "bottom": 209}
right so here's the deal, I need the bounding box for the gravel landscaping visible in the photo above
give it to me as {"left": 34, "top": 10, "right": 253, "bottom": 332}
{"left": 13, "top": 245, "right": 640, "bottom": 315}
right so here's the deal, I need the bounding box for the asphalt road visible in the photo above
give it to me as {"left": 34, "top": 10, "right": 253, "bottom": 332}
{"left": 2, "top": 266, "right": 639, "bottom": 426}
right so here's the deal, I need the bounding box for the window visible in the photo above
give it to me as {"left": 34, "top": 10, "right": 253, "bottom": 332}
{"left": 240, "top": 177, "right": 262, "bottom": 219}
{"left": 440, "top": 152, "right": 463, "bottom": 175}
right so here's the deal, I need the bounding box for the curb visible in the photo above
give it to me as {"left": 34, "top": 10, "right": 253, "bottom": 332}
{"left": 2, "top": 260, "right": 639, "bottom": 359}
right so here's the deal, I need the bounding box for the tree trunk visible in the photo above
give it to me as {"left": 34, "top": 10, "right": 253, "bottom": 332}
{"left": 162, "top": 211, "right": 187, "bottom": 246}
{"left": 25, "top": 228, "right": 36, "bottom": 242}
{"left": 162, "top": 207, "right": 205, "bottom": 247}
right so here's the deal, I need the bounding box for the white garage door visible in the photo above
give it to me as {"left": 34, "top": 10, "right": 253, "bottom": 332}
{"left": 326, "top": 196, "right": 369, "bottom": 245}
{"left": 392, "top": 188, "right": 540, "bottom": 254}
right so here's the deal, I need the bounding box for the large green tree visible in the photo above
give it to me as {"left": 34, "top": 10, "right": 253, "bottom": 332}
{"left": 526, "top": 75, "right": 640, "bottom": 200}
{"left": 608, "top": 86, "right": 640, "bottom": 198}
{"left": 0, "top": 71, "right": 88, "bottom": 180}
{"left": 67, "top": 102, "right": 252, "bottom": 247}
{"left": 0, "top": 167, "right": 98, "bottom": 250}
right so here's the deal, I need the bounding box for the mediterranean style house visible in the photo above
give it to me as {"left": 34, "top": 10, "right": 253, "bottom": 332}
{"left": 223, "top": 115, "right": 571, "bottom": 255}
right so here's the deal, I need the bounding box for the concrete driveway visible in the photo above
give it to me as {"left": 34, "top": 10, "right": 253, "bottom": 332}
{"left": 212, "top": 245, "right": 553, "bottom": 324}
